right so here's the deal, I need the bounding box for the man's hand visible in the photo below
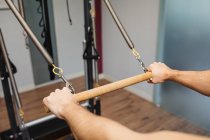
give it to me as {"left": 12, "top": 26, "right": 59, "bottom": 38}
{"left": 148, "top": 62, "right": 175, "bottom": 84}
{"left": 43, "top": 87, "right": 77, "bottom": 119}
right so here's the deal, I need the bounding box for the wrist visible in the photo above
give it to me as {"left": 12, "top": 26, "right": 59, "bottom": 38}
{"left": 60, "top": 101, "right": 78, "bottom": 120}
{"left": 168, "top": 69, "right": 179, "bottom": 81}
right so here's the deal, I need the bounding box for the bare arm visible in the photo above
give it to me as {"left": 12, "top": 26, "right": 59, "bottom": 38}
{"left": 43, "top": 87, "right": 209, "bottom": 140}
{"left": 149, "top": 62, "right": 210, "bottom": 96}
{"left": 62, "top": 102, "right": 145, "bottom": 140}
{"left": 43, "top": 87, "right": 143, "bottom": 140}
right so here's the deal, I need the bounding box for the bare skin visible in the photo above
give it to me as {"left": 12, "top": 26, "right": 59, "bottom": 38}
{"left": 43, "top": 87, "right": 209, "bottom": 140}
{"left": 148, "top": 62, "right": 210, "bottom": 96}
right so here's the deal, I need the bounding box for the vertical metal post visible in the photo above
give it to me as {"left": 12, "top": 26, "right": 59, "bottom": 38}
{"left": 83, "top": 0, "right": 101, "bottom": 114}
{"left": 0, "top": 30, "right": 22, "bottom": 111}
{"left": 83, "top": 40, "right": 89, "bottom": 90}
{"left": 90, "top": 0, "right": 101, "bottom": 115}
{"left": 83, "top": 0, "right": 94, "bottom": 112}
{"left": 90, "top": 0, "right": 99, "bottom": 86}
{"left": 0, "top": 30, "right": 19, "bottom": 139}
{"left": 0, "top": 29, "right": 30, "bottom": 140}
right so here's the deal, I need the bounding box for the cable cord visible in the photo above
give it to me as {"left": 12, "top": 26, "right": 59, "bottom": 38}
{"left": 66, "top": 0, "right": 73, "bottom": 25}
{"left": 37, "top": 0, "right": 46, "bottom": 38}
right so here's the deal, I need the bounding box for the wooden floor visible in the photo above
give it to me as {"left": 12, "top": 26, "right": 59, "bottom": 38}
{"left": 0, "top": 76, "right": 210, "bottom": 139}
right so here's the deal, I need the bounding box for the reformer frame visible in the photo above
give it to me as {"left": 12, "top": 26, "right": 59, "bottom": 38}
{"left": 0, "top": 0, "right": 101, "bottom": 139}
{"left": 0, "top": 0, "right": 152, "bottom": 139}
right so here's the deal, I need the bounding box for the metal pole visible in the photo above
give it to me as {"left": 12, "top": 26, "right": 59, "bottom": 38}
{"left": 0, "top": 32, "right": 19, "bottom": 137}
{"left": 0, "top": 29, "right": 30, "bottom": 140}
{"left": 0, "top": 29, "right": 22, "bottom": 110}
{"left": 104, "top": 0, "right": 148, "bottom": 72}
{"left": 83, "top": 40, "right": 89, "bottom": 90}
{"left": 104, "top": 0, "right": 134, "bottom": 50}
{"left": 90, "top": 0, "right": 99, "bottom": 85}
{"left": 84, "top": 0, "right": 94, "bottom": 112}
{"left": 5, "top": 0, "right": 75, "bottom": 98}
{"left": 90, "top": 0, "right": 101, "bottom": 115}
{"left": 17, "top": 0, "right": 25, "bottom": 18}
{"left": 5, "top": 0, "right": 53, "bottom": 65}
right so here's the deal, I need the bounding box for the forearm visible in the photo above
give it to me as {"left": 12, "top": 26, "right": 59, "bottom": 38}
{"left": 63, "top": 104, "right": 209, "bottom": 140}
{"left": 44, "top": 87, "right": 209, "bottom": 140}
{"left": 148, "top": 131, "right": 209, "bottom": 140}
{"left": 169, "top": 70, "right": 210, "bottom": 96}
{"left": 62, "top": 103, "right": 145, "bottom": 140}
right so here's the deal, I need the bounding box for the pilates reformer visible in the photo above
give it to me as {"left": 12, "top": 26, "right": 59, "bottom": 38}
{"left": 0, "top": 0, "right": 102, "bottom": 139}
{"left": 0, "top": 0, "right": 152, "bottom": 139}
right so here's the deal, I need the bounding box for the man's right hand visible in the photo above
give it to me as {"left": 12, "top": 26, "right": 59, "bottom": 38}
{"left": 148, "top": 62, "right": 175, "bottom": 84}
{"left": 43, "top": 87, "right": 78, "bottom": 119}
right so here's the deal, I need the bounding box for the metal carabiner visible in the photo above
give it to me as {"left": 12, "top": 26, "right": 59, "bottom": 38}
{"left": 132, "top": 49, "right": 148, "bottom": 73}
{"left": 52, "top": 64, "right": 75, "bottom": 94}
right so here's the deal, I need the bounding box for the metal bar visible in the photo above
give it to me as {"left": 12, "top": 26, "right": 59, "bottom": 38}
{"left": 0, "top": 29, "right": 22, "bottom": 110}
{"left": 25, "top": 102, "right": 85, "bottom": 128}
{"left": 83, "top": 40, "right": 89, "bottom": 90}
{"left": 104, "top": 0, "right": 134, "bottom": 50}
{"left": 0, "top": 36, "right": 18, "bottom": 135}
{"left": 6, "top": 0, "right": 74, "bottom": 88}
{"left": 17, "top": 0, "right": 25, "bottom": 18}
{"left": 84, "top": 0, "right": 94, "bottom": 112}
{"left": 90, "top": 0, "right": 101, "bottom": 115}
{"left": 0, "top": 29, "right": 30, "bottom": 140}
{"left": 104, "top": 0, "right": 148, "bottom": 73}
{"left": 25, "top": 115, "right": 56, "bottom": 127}
{"left": 90, "top": 0, "right": 99, "bottom": 85}
{"left": 5, "top": 0, "right": 53, "bottom": 65}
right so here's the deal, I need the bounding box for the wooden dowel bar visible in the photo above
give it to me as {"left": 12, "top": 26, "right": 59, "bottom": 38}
{"left": 44, "top": 72, "right": 152, "bottom": 113}
{"left": 74, "top": 72, "right": 152, "bottom": 102}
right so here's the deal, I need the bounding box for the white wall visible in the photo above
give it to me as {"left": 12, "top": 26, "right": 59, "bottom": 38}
{"left": 0, "top": 1, "right": 85, "bottom": 97}
{"left": 102, "top": 0, "right": 160, "bottom": 102}
{"left": 52, "top": 0, "right": 84, "bottom": 77}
